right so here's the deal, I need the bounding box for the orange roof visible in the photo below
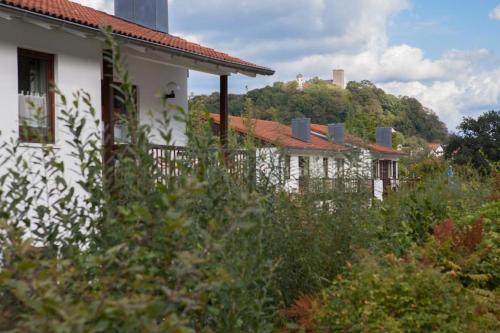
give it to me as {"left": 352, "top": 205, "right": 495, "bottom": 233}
{"left": 310, "top": 124, "right": 405, "bottom": 155}
{"left": 210, "top": 114, "right": 346, "bottom": 152}
{"left": 0, "top": 0, "right": 273, "bottom": 75}
{"left": 428, "top": 143, "right": 442, "bottom": 151}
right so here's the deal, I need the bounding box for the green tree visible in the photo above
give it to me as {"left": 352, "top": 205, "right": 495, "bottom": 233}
{"left": 445, "top": 110, "right": 500, "bottom": 174}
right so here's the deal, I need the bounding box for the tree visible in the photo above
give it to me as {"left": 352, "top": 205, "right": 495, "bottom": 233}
{"left": 445, "top": 110, "right": 500, "bottom": 174}
{"left": 190, "top": 80, "right": 449, "bottom": 144}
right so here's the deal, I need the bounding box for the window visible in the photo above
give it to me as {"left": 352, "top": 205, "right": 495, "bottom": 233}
{"left": 298, "top": 156, "right": 309, "bottom": 179}
{"left": 323, "top": 157, "right": 329, "bottom": 178}
{"left": 284, "top": 155, "right": 291, "bottom": 180}
{"left": 392, "top": 161, "right": 397, "bottom": 179}
{"left": 113, "top": 84, "right": 138, "bottom": 143}
{"left": 336, "top": 158, "right": 345, "bottom": 178}
{"left": 379, "top": 160, "right": 391, "bottom": 179}
{"left": 18, "top": 48, "right": 55, "bottom": 143}
{"left": 372, "top": 160, "right": 379, "bottom": 179}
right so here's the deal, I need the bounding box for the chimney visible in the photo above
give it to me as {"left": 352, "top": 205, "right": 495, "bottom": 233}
{"left": 328, "top": 123, "right": 345, "bottom": 145}
{"left": 332, "top": 69, "right": 345, "bottom": 88}
{"left": 115, "top": 0, "right": 169, "bottom": 33}
{"left": 376, "top": 127, "right": 392, "bottom": 148}
{"left": 291, "top": 118, "right": 311, "bottom": 142}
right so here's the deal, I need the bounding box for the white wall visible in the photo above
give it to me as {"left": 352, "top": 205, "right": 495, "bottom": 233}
{"left": 0, "top": 17, "right": 190, "bottom": 218}
{"left": 0, "top": 18, "right": 103, "bottom": 193}
{"left": 124, "top": 51, "right": 189, "bottom": 146}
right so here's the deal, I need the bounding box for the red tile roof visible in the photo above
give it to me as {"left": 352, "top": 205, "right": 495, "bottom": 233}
{"left": 428, "top": 143, "right": 442, "bottom": 151}
{"left": 210, "top": 114, "right": 346, "bottom": 152}
{"left": 0, "top": 0, "right": 274, "bottom": 75}
{"left": 310, "top": 124, "right": 405, "bottom": 155}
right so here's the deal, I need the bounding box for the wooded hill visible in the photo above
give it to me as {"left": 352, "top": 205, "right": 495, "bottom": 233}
{"left": 190, "top": 79, "right": 449, "bottom": 145}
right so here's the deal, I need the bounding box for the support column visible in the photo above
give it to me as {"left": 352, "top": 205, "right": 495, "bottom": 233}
{"left": 220, "top": 75, "right": 229, "bottom": 148}
{"left": 102, "top": 49, "right": 114, "bottom": 169}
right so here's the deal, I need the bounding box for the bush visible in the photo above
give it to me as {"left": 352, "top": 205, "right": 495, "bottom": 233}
{"left": 373, "top": 172, "right": 493, "bottom": 255}
{"left": 314, "top": 254, "right": 499, "bottom": 333}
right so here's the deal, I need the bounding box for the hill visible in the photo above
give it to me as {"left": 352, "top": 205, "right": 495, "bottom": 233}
{"left": 189, "top": 79, "right": 449, "bottom": 145}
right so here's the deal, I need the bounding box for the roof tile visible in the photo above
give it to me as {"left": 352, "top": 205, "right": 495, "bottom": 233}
{"left": 210, "top": 114, "right": 346, "bottom": 152}
{"left": 0, "top": 0, "right": 272, "bottom": 73}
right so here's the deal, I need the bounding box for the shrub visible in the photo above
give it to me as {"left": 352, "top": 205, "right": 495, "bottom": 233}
{"left": 314, "top": 254, "right": 499, "bottom": 333}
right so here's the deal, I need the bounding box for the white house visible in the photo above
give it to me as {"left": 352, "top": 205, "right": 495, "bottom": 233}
{"left": 0, "top": 0, "right": 274, "bottom": 196}
{"left": 210, "top": 114, "right": 348, "bottom": 192}
{"left": 210, "top": 114, "right": 405, "bottom": 198}
{"left": 311, "top": 124, "right": 405, "bottom": 199}
{"left": 428, "top": 143, "right": 444, "bottom": 157}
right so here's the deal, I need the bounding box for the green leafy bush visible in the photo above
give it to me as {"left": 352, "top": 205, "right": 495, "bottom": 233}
{"left": 314, "top": 254, "right": 499, "bottom": 333}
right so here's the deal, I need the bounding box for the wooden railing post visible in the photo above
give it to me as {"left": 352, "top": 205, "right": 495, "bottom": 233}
{"left": 102, "top": 49, "right": 114, "bottom": 171}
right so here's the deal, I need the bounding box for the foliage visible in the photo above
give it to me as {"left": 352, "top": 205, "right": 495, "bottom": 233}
{"left": 261, "top": 187, "right": 376, "bottom": 306}
{"left": 189, "top": 80, "right": 448, "bottom": 144}
{"left": 406, "top": 156, "right": 448, "bottom": 179}
{"left": 314, "top": 253, "right": 499, "bottom": 333}
{"left": 0, "top": 30, "right": 277, "bottom": 333}
{"left": 283, "top": 174, "right": 499, "bottom": 332}
{"left": 445, "top": 110, "right": 500, "bottom": 175}
{"left": 0, "top": 31, "right": 497, "bottom": 333}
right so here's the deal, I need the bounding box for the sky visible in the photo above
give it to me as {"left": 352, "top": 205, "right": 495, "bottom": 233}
{"left": 73, "top": 0, "right": 500, "bottom": 131}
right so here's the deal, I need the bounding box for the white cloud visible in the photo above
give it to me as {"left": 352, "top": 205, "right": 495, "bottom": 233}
{"left": 490, "top": 5, "right": 500, "bottom": 20}
{"left": 69, "top": 0, "right": 500, "bottom": 130}
{"left": 70, "top": 0, "right": 113, "bottom": 14}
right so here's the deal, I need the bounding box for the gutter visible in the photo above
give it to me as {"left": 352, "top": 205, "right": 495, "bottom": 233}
{"left": 0, "top": 3, "right": 275, "bottom": 76}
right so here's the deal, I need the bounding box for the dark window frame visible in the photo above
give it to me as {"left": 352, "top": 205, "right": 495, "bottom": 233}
{"left": 284, "top": 155, "right": 291, "bottom": 180}
{"left": 112, "top": 83, "right": 139, "bottom": 143}
{"left": 18, "top": 48, "right": 55, "bottom": 143}
{"left": 336, "top": 158, "right": 345, "bottom": 178}
{"left": 298, "top": 156, "right": 310, "bottom": 179}
{"left": 323, "top": 157, "right": 329, "bottom": 179}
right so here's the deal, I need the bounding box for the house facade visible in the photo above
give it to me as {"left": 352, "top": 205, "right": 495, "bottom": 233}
{"left": 210, "top": 114, "right": 347, "bottom": 192}
{"left": 311, "top": 124, "right": 404, "bottom": 199}
{"left": 0, "top": 0, "right": 273, "bottom": 197}
{"left": 210, "top": 114, "right": 404, "bottom": 198}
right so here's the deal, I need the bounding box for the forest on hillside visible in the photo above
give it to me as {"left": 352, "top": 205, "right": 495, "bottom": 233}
{"left": 190, "top": 79, "right": 449, "bottom": 145}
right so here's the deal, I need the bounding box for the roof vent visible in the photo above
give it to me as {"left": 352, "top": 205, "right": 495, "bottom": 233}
{"left": 291, "top": 118, "right": 311, "bottom": 142}
{"left": 328, "top": 123, "right": 345, "bottom": 145}
{"left": 376, "top": 127, "right": 392, "bottom": 148}
{"left": 115, "top": 0, "right": 169, "bottom": 33}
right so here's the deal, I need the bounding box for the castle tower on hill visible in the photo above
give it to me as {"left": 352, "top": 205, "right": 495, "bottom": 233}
{"left": 332, "top": 69, "right": 345, "bottom": 88}
{"left": 296, "top": 74, "right": 305, "bottom": 90}
{"left": 295, "top": 69, "right": 345, "bottom": 90}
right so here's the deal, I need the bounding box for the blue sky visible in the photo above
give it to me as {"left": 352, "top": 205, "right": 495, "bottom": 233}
{"left": 76, "top": 0, "right": 500, "bottom": 130}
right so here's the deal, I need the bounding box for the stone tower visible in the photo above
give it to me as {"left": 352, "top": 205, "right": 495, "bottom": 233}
{"left": 332, "top": 69, "right": 345, "bottom": 88}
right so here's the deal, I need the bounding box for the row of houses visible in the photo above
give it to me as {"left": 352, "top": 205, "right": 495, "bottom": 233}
{"left": 209, "top": 114, "right": 405, "bottom": 199}
{"left": 0, "top": 0, "right": 405, "bottom": 202}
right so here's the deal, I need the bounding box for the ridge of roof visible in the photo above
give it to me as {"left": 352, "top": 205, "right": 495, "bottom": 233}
{"left": 310, "top": 124, "right": 405, "bottom": 155}
{"left": 0, "top": 0, "right": 274, "bottom": 75}
{"left": 210, "top": 114, "right": 346, "bottom": 152}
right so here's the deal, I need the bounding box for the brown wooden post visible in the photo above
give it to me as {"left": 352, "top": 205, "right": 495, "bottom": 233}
{"left": 220, "top": 75, "right": 229, "bottom": 148}
{"left": 102, "top": 49, "right": 114, "bottom": 170}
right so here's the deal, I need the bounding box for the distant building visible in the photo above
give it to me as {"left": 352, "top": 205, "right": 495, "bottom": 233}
{"left": 295, "top": 69, "right": 346, "bottom": 90}
{"left": 428, "top": 143, "right": 444, "bottom": 157}
{"left": 296, "top": 74, "right": 305, "bottom": 91}
{"left": 332, "top": 69, "right": 345, "bottom": 88}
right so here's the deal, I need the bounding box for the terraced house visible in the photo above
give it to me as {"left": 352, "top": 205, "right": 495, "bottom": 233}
{"left": 210, "top": 114, "right": 405, "bottom": 199}
{"left": 0, "top": 0, "right": 274, "bottom": 196}
{"left": 0, "top": 0, "right": 404, "bottom": 200}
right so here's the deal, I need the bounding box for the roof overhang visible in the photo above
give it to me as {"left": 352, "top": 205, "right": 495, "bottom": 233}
{"left": 0, "top": 3, "right": 275, "bottom": 77}
{"left": 285, "top": 148, "right": 348, "bottom": 156}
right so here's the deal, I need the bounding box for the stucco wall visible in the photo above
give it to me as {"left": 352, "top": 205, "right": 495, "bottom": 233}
{"left": 124, "top": 51, "right": 189, "bottom": 146}
{"left": 0, "top": 18, "right": 103, "bottom": 192}
{"left": 0, "top": 17, "right": 190, "bottom": 211}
